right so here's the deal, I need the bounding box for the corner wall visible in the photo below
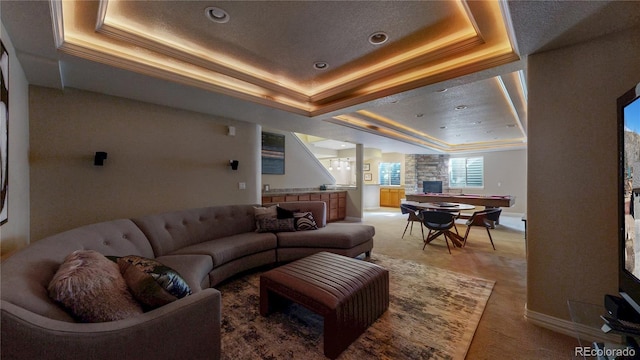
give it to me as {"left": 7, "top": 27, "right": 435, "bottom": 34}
{"left": 29, "top": 87, "right": 261, "bottom": 241}
{"left": 0, "top": 22, "right": 30, "bottom": 257}
{"left": 527, "top": 26, "right": 640, "bottom": 322}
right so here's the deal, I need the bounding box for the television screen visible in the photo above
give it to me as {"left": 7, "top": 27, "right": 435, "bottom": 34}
{"left": 423, "top": 180, "right": 443, "bottom": 193}
{"left": 619, "top": 82, "right": 640, "bottom": 313}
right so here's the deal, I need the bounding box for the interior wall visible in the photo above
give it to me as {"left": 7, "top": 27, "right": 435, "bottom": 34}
{"left": 527, "top": 26, "right": 640, "bottom": 320}
{"left": 469, "top": 149, "right": 527, "bottom": 214}
{"left": 0, "top": 22, "right": 30, "bottom": 257}
{"left": 261, "top": 128, "right": 334, "bottom": 190}
{"left": 29, "top": 86, "right": 260, "bottom": 241}
{"left": 406, "top": 150, "right": 527, "bottom": 214}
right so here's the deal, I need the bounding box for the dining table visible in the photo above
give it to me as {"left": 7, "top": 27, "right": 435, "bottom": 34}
{"left": 415, "top": 202, "right": 475, "bottom": 212}
{"left": 409, "top": 202, "right": 475, "bottom": 248}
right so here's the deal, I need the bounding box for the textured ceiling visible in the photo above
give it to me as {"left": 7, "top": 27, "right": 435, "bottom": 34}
{"left": 2, "top": 1, "right": 640, "bottom": 154}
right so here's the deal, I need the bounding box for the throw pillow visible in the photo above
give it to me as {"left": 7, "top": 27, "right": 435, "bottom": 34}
{"left": 276, "top": 206, "right": 296, "bottom": 219}
{"left": 116, "top": 255, "right": 192, "bottom": 310}
{"left": 256, "top": 217, "right": 296, "bottom": 232}
{"left": 253, "top": 205, "right": 277, "bottom": 220}
{"left": 48, "top": 250, "right": 143, "bottom": 323}
{"left": 294, "top": 212, "right": 319, "bottom": 231}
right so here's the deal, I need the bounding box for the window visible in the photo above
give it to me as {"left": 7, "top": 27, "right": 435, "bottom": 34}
{"left": 449, "top": 157, "right": 484, "bottom": 188}
{"left": 379, "top": 162, "right": 401, "bottom": 186}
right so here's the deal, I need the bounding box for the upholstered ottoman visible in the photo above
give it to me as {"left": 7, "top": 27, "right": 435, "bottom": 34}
{"left": 259, "top": 251, "right": 389, "bottom": 359}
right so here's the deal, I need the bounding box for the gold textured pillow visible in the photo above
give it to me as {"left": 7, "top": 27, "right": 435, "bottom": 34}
{"left": 48, "top": 250, "right": 143, "bottom": 322}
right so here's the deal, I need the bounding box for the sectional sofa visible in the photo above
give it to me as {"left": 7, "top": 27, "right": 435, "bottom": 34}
{"left": 0, "top": 201, "right": 375, "bottom": 360}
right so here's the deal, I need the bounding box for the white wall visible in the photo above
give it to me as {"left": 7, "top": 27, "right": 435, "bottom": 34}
{"left": 464, "top": 149, "right": 527, "bottom": 214}
{"left": 261, "top": 128, "right": 334, "bottom": 190}
{"left": 29, "top": 86, "right": 261, "bottom": 241}
{"left": 0, "top": 22, "right": 30, "bottom": 257}
{"left": 527, "top": 25, "right": 640, "bottom": 322}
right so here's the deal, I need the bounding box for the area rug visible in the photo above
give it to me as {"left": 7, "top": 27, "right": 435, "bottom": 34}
{"left": 217, "top": 254, "right": 495, "bottom": 360}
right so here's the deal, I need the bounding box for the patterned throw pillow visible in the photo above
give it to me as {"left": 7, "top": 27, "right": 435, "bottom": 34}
{"left": 48, "top": 250, "right": 143, "bottom": 322}
{"left": 116, "top": 255, "right": 192, "bottom": 310}
{"left": 293, "top": 212, "right": 319, "bottom": 231}
{"left": 256, "top": 217, "right": 296, "bottom": 232}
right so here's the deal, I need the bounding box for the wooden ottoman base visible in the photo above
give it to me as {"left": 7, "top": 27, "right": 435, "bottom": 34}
{"left": 260, "top": 252, "right": 389, "bottom": 359}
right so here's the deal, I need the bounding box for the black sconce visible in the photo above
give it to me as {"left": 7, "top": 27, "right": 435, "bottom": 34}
{"left": 94, "top": 151, "right": 108, "bottom": 166}
{"left": 229, "top": 160, "right": 239, "bottom": 170}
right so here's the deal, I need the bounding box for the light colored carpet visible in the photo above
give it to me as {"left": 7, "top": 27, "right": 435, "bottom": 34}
{"left": 218, "top": 253, "right": 494, "bottom": 360}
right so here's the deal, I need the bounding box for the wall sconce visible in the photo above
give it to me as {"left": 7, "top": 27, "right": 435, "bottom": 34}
{"left": 94, "top": 151, "right": 108, "bottom": 166}
{"left": 229, "top": 160, "right": 239, "bottom": 170}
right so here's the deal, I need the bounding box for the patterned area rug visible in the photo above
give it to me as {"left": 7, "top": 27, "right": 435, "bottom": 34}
{"left": 217, "top": 253, "right": 495, "bottom": 360}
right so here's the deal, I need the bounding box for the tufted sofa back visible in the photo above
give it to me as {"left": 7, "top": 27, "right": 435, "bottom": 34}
{"left": 0, "top": 219, "right": 154, "bottom": 322}
{"left": 132, "top": 204, "right": 257, "bottom": 257}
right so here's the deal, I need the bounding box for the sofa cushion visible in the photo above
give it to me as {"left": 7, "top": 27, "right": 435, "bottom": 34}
{"left": 169, "top": 232, "right": 278, "bottom": 267}
{"left": 116, "top": 255, "right": 192, "bottom": 310}
{"left": 155, "top": 254, "right": 213, "bottom": 292}
{"left": 277, "top": 223, "right": 375, "bottom": 249}
{"left": 48, "top": 250, "right": 143, "bottom": 322}
{"left": 293, "top": 212, "right": 318, "bottom": 231}
{"left": 256, "top": 217, "right": 296, "bottom": 232}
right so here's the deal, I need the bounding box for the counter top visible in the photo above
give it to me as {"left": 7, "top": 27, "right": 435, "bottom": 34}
{"left": 262, "top": 189, "right": 351, "bottom": 196}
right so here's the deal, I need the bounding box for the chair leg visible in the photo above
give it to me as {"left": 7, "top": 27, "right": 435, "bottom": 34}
{"left": 463, "top": 226, "right": 471, "bottom": 247}
{"left": 485, "top": 227, "right": 496, "bottom": 250}
{"left": 420, "top": 223, "right": 424, "bottom": 240}
{"left": 402, "top": 221, "right": 410, "bottom": 238}
{"left": 410, "top": 221, "right": 414, "bottom": 235}
{"left": 443, "top": 234, "right": 452, "bottom": 254}
{"left": 423, "top": 229, "right": 432, "bottom": 250}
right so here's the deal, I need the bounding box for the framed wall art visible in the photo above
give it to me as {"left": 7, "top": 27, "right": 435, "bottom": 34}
{"left": 364, "top": 173, "right": 372, "bottom": 181}
{"left": 261, "top": 132, "right": 285, "bottom": 174}
{"left": 1, "top": 40, "right": 8, "bottom": 225}
{"left": 363, "top": 163, "right": 370, "bottom": 171}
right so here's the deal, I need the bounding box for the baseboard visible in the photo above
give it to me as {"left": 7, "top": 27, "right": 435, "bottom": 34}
{"left": 524, "top": 306, "right": 623, "bottom": 344}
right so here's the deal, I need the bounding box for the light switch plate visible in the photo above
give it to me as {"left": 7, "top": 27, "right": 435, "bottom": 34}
{"left": 238, "top": 182, "right": 246, "bottom": 190}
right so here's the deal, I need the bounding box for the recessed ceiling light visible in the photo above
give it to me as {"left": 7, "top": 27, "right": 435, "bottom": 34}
{"left": 205, "top": 7, "right": 230, "bottom": 23}
{"left": 507, "top": 124, "right": 516, "bottom": 128}
{"left": 440, "top": 126, "right": 447, "bottom": 129}
{"left": 313, "top": 61, "right": 329, "bottom": 70}
{"left": 455, "top": 105, "right": 467, "bottom": 110}
{"left": 416, "top": 113, "right": 424, "bottom": 118}
{"left": 437, "top": 88, "right": 448, "bottom": 93}
{"left": 368, "top": 32, "right": 388, "bottom": 45}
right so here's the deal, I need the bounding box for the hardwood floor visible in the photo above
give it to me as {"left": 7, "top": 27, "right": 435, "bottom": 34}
{"left": 361, "top": 207, "right": 578, "bottom": 359}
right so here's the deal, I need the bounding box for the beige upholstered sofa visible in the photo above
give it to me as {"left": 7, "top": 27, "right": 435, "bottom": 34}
{"left": 1, "top": 201, "right": 374, "bottom": 360}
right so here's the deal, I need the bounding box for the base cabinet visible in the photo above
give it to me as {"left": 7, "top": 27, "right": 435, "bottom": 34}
{"left": 379, "top": 188, "right": 405, "bottom": 207}
{"left": 262, "top": 191, "right": 347, "bottom": 222}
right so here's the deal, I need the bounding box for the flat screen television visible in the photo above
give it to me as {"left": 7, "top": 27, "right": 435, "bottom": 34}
{"left": 619, "top": 82, "right": 640, "bottom": 314}
{"left": 423, "top": 180, "right": 443, "bottom": 194}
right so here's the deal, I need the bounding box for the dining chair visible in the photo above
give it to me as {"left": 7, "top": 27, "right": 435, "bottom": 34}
{"left": 462, "top": 208, "right": 502, "bottom": 250}
{"left": 420, "top": 210, "right": 460, "bottom": 254}
{"left": 400, "top": 203, "right": 424, "bottom": 239}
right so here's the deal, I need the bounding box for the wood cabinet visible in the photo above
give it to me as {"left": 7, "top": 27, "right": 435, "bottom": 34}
{"left": 379, "top": 188, "right": 405, "bottom": 207}
{"left": 262, "top": 191, "right": 347, "bottom": 222}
